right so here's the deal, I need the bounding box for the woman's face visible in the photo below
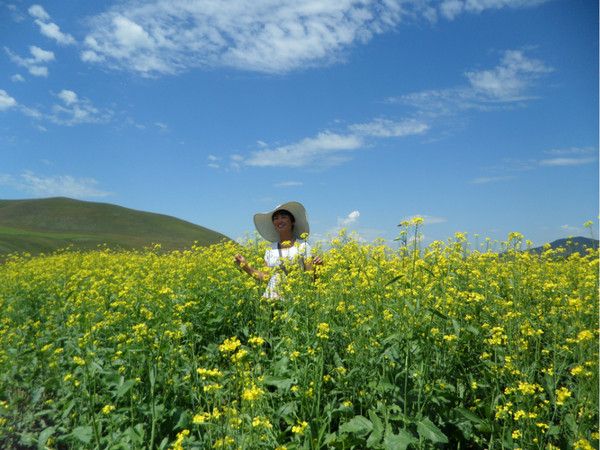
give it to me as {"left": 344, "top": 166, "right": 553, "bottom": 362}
{"left": 272, "top": 211, "right": 294, "bottom": 235}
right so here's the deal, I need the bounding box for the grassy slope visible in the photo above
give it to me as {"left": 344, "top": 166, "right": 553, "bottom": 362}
{"left": 0, "top": 197, "right": 230, "bottom": 255}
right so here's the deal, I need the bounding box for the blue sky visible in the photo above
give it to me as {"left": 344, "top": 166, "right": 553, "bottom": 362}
{"left": 1, "top": 0, "right": 597, "bottom": 246}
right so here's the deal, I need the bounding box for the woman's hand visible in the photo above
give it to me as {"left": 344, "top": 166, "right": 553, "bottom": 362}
{"left": 312, "top": 256, "right": 323, "bottom": 266}
{"left": 234, "top": 254, "right": 247, "bottom": 267}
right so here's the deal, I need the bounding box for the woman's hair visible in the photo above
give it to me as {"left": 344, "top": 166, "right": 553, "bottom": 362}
{"left": 272, "top": 209, "right": 295, "bottom": 224}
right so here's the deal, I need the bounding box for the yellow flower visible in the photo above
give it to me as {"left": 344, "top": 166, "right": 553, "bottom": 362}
{"left": 316, "top": 322, "right": 330, "bottom": 339}
{"left": 292, "top": 421, "right": 308, "bottom": 434}
{"left": 72, "top": 356, "right": 86, "bottom": 366}
{"left": 242, "top": 384, "right": 264, "bottom": 401}
{"left": 512, "top": 430, "right": 521, "bottom": 439}
{"left": 193, "top": 412, "right": 211, "bottom": 424}
{"left": 555, "top": 387, "right": 572, "bottom": 405}
{"left": 101, "top": 404, "right": 115, "bottom": 415}
{"left": 248, "top": 336, "right": 265, "bottom": 346}
{"left": 219, "top": 337, "right": 241, "bottom": 353}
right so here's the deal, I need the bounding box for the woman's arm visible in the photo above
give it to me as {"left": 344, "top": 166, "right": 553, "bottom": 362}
{"left": 234, "top": 254, "right": 269, "bottom": 281}
{"left": 304, "top": 255, "right": 323, "bottom": 272}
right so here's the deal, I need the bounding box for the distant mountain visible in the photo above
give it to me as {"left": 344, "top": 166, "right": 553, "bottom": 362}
{"left": 0, "top": 197, "right": 230, "bottom": 256}
{"left": 527, "top": 236, "right": 599, "bottom": 256}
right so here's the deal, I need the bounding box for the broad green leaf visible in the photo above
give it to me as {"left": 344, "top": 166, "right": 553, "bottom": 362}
{"left": 367, "top": 410, "right": 384, "bottom": 448}
{"left": 71, "top": 425, "right": 92, "bottom": 444}
{"left": 37, "top": 426, "right": 55, "bottom": 450}
{"left": 263, "top": 375, "right": 294, "bottom": 390}
{"left": 417, "top": 418, "right": 448, "bottom": 444}
{"left": 339, "top": 415, "right": 373, "bottom": 437}
{"left": 116, "top": 379, "right": 136, "bottom": 398}
{"left": 383, "top": 429, "right": 416, "bottom": 450}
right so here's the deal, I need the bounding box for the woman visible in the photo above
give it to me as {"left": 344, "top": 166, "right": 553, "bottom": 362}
{"left": 234, "top": 201, "right": 322, "bottom": 299}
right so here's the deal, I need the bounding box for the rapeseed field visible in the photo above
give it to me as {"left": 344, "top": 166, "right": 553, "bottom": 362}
{"left": 0, "top": 225, "right": 597, "bottom": 449}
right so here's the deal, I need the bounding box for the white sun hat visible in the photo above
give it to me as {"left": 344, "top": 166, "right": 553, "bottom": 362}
{"left": 253, "top": 201, "right": 310, "bottom": 242}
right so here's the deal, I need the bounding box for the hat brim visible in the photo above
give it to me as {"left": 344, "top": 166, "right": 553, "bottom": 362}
{"left": 253, "top": 201, "right": 310, "bottom": 242}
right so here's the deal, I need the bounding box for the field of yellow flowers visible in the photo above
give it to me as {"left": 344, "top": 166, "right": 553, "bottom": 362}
{"left": 0, "top": 226, "right": 598, "bottom": 449}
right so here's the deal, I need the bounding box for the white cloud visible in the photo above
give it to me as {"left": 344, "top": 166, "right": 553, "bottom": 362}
{"left": 0, "top": 171, "right": 111, "bottom": 198}
{"left": 79, "top": 0, "right": 551, "bottom": 77}
{"left": 349, "top": 118, "right": 429, "bottom": 137}
{"left": 11, "top": 74, "right": 25, "bottom": 82}
{"left": 465, "top": 50, "right": 551, "bottom": 101}
{"left": 244, "top": 132, "right": 363, "bottom": 168}
{"left": 81, "top": 0, "right": 408, "bottom": 76}
{"left": 241, "top": 115, "right": 428, "bottom": 169}
{"left": 50, "top": 89, "right": 112, "bottom": 126}
{"left": 28, "top": 4, "right": 50, "bottom": 21}
{"left": 207, "top": 154, "right": 220, "bottom": 161}
{"left": 470, "top": 175, "right": 515, "bottom": 184}
{"left": 35, "top": 20, "right": 76, "bottom": 45}
{"left": 539, "top": 157, "right": 596, "bottom": 167}
{"left": 0, "top": 90, "right": 18, "bottom": 111}
{"left": 396, "top": 49, "right": 551, "bottom": 116}
{"left": 29, "top": 4, "right": 76, "bottom": 45}
{"left": 274, "top": 181, "right": 303, "bottom": 187}
{"left": 544, "top": 146, "right": 595, "bottom": 156}
{"left": 439, "top": 0, "right": 548, "bottom": 20}
{"left": 339, "top": 210, "right": 360, "bottom": 226}
{"left": 5, "top": 45, "right": 55, "bottom": 77}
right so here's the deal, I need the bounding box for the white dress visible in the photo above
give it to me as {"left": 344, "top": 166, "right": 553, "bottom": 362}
{"left": 263, "top": 240, "right": 312, "bottom": 299}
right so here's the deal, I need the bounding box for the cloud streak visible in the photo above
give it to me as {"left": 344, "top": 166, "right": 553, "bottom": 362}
{"left": 395, "top": 49, "right": 551, "bottom": 116}
{"left": 0, "top": 171, "right": 111, "bottom": 198}
{"left": 241, "top": 118, "right": 428, "bottom": 168}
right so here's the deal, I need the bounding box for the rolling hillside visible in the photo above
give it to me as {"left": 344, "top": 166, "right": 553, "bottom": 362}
{"left": 0, "top": 197, "right": 230, "bottom": 256}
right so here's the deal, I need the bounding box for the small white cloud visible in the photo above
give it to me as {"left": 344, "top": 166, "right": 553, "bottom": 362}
{"left": 5, "top": 45, "right": 55, "bottom": 77}
{"left": 0, "top": 90, "right": 18, "bottom": 110}
{"left": 29, "top": 5, "right": 76, "bottom": 45}
{"left": 58, "top": 89, "right": 78, "bottom": 105}
{"left": 274, "top": 181, "right": 303, "bottom": 187}
{"left": 470, "top": 175, "right": 514, "bottom": 184}
{"left": 208, "top": 163, "right": 220, "bottom": 169}
{"left": 0, "top": 171, "right": 111, "bottom": 198}
{"left": 28, "top": 4, "right": 50, "bottom": 21}
{"left": 50, "top": 89, "right": 112, "bottom": 126}
{"left": 11, "top": 74, "right": 25, "bottom": 82}
{"left": 339, "top": 210, "right": 360, "bottom": 227}
{"left": 35, "top": 20, "right": 76, "bottom": 45}
{"left": 544, "top": 146, "right": 595, "bottom": 156}
{"left": 207, "top": 154, "right": 220, "bottom": 161}
{"left": 244, "top": 132, "right": 363, "bottom": 168}
{"left": 29, "top": 45, "right": 55, "bottom": 62}
{"left": 539, "top": 157, "right": 596, "bottom": 167}
{"left": 465, "top": 50, "right": 551, "bottom": 101}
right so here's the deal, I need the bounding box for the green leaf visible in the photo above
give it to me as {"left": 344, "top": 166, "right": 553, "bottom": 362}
{"left": 263, "top": 375, "right": 294, "bottom": 390}
{"left": 383, "top": 429, "right": 416, "bottom": 450}
{"left": 367, "top": 410, "right": 384, "bottom": 448}
{"left": 37, "top": 426, "right": 55, "bottom": 450}
{"left": 339, "top": 415, "right": 373, "bottom": 437}
{"left": 277, "top": 402, "right": 298, "bottom": 419}
{"left": 71, "top": 425, "right": 92, "bottom": 444}
{"left": 417, "top": 418, "right": 448, "bottom": 444}
{"left": 386, "top": 275, "right": 404, "bottom": 286}
{"left": 454, "top": 407, "right": 483, "bottom": 425}
{"left": 116, "top": 379, "right": 136, "bottom": 398}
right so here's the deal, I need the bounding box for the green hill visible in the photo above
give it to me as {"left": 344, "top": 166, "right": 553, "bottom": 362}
{"left": 527, "top": 236, "right": 599, "bottom": 257}
{"left": 0, "top": 197, "right": 230, "bottom": 256}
